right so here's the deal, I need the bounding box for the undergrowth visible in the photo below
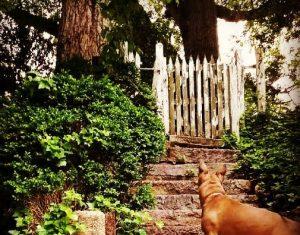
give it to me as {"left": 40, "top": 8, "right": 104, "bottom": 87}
{"left": 223, "top": 79, "right": 299, "bottom": 215}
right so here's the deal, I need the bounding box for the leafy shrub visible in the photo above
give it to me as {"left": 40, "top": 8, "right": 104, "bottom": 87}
{"left": 61, "top": 56, "right": 157, "bottom": 111}
{"left": 0, "top": 72, "right": 165, "bottom": 210}
{"left": 130, "top": 184, "right": 156, "bottom": 210}
{"left": 224, "top": 79, "right": 300, "bottom": 214}
{"left": 36, "top": 203, "right": 84, "bottom": 235}
{"left": 10, "top": 190, "right": 85, "bottom": 235}
{"left": 9, "top": 210, "right": 34, "bottom": 235}
{"left": 9, "top": 189, "right": 159, "bottom": 235}
{"left": 100, "top": 61, "right": 157, "bottom": 110}
{"left": 91, "top": 195, "right": 163, "bottom": 234}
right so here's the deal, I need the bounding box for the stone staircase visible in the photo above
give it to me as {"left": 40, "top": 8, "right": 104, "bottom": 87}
{"left": 142, "top": 145, "right": 257, "bottom": 234}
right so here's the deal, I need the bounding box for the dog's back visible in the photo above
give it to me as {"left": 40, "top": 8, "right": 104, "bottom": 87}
{"left": 198, "top": 161, "right": 300, "bottom": 235}
{"left": 202, "top": 194, "right": 300, "bottom": 235}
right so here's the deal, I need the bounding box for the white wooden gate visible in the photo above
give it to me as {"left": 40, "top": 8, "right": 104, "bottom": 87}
{"left": 124, "top": 42, "right": 245, "bottom": 139}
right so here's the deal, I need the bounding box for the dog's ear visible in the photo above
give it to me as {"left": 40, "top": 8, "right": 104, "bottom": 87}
{"left": 218, "top": 164, "right": 227, "bottom": 175}
{"left": 199, "top": 160, "right": 208, "bottom": 174}
{"left": 217, "top": 164, "right": 227, "bottom": 181}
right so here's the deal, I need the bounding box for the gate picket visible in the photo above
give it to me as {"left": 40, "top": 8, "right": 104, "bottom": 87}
{"left": 168, "top": 58, "right": 175, "bottom": 135}
{"left": 223, "top": 64, "right": 230, "bottom": 130}
{"left": 182, "top": 57, "right": 190, "bottom": 135}
{"left": 189, "top": 57, "right": 196, "bottom": 137}
{"left": 175, "top": 57, "right": 182, "bottom": 135}
{"left": 217, "top": 60, "right": 224, "bottom": 136}
{"left": 210, "top": 57, "right": 217, "bottom": 139}
{"left": 203, "top": 57, "right": 211, "bottom": 138}
{"left": 195, "top": 57, "right": 203, "bottom": 137}
{"left": 130, "top": 42, "right": 244, "bottom": 139}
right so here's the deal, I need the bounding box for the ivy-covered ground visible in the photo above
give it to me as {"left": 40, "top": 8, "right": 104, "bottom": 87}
{"left": 0, "top": 70, "right": 166, "bottom": 234}
{"left": 223, "top": 79, "right": 300, "bottom": 218}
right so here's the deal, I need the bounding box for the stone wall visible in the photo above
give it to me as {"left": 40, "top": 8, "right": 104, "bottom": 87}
{"left": 76, "top": 211, "right": 116, "bottom": 235}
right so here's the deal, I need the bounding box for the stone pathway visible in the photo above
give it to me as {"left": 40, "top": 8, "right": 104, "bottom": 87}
{"left": 143, "top": 145, "right": 257, "bottom": 234}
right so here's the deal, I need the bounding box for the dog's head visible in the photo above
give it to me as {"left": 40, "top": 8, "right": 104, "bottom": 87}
{"left": 198, "top": 160, "right": 227, "bottom": 185}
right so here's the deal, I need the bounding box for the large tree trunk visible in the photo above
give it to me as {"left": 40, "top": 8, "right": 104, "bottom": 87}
{"left": 57, "top": 0, "right": 103, "bottom": 66}
{"left": 166, "top": 0, "right": 219, "bottom": 60}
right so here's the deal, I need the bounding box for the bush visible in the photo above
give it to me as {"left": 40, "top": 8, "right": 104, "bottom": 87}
{"left": 130, "top": 184, "right": 156, "bottom": 210}
{"left": 9, "top": 188, "right": 160, "bottom": 235}
{"left": 0, "top": 72, "right": 165, "bottom": 210}
{"left": 224, "top": 79, "right": 300, "bottom": 214}
{"left": 35, "top": 190, "right": 86, "bottom": 235}
{"left": 10, "top": 189, "right": 86, "bottom": 235}
{"left": 92, "top": 195, "right": 163, "bottom": 235}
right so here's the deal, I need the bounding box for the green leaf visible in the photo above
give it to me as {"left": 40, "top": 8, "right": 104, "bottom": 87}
{"left": 138, "top": 229, "right": 147, "bottom": 235}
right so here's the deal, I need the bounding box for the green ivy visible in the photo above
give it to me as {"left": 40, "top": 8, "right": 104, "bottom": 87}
{"left": 9, "top": 190, "right": 85, "bottom": 235}
{"left": 9, "top": 210, "right": 34, "bottom": 235}
{"left": 91, "top": 195, "right": 163, "bottom": 234}
{"left": 0, "top": 72, "right": 166, "bottom": 232}
{"left": 223, "top": 79, "right": 300, "bottom": 214}
{"left": 131, "top": 184, "right": 156, "bottom": 210}
{"left": 36, "top": 203, "right": 85, "bottom": 235}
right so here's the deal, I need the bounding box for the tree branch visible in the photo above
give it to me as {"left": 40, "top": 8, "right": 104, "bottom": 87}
{"left": 165, "top": 2, "right": 181, "bottom": 24}
{"left": 3, "top": 8, "right": 59, "bottom": 36}
{"left": 216, "top": 0, "right": 300, "bottom": 22}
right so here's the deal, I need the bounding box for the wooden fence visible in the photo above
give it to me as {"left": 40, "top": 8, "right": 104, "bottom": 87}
{"left": 125, "top": 43, "right": 245, "bottom": 139}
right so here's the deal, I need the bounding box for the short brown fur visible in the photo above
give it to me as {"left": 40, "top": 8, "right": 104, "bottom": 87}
{"left": 198, "top": 161, "right": 300, "bottom": 235}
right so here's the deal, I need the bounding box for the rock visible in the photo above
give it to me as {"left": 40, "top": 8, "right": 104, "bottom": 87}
{"left": 76, "top": 211, "right": 116, "bottom": 235}
{"left": 145, "top": 225, "right": 203, "bottom": 235}
{"left": 105, "top": 212, "right": 116, "bottom": 235}
{"left": 146, "top": 209, "right": 202, "bottom": 226}
{"left": 156, "top": 194, "right": 201, "bottom": 210}
{"left": 146, "top": 163, "right": 235, "bottom": 180}
{"left": 76, "top": 211, "right": 105, "bottom": 235}
{"left": 164, "top": 147, "right": 238, "bottom": 164}
{"left": 139, "top": 179, "right": 251, "bottom": 195}
{"left": 140, "top": 145, "right": 256, "bottom": 234}
{"left": 155, "top": 194, "right": 258, "bottom": 210}
{"left": 168, "top": 136, "right": 223, "bottom": 148}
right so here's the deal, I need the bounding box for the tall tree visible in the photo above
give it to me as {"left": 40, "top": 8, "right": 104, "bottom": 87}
{"left": 1, "top": 0, "right": 104, "bottom": 70}
{"left": 165, "top": 0, "right": 300, "bottom": 59}
{"left": 1, "top": 0, "right": 178, "bottom": 92}
{"left": 1, "top": 0, "right": 299, "bottom": 83}
{"left": 166, "top": 0, "right": 219, "bottom": 60}
{"left": 57, "top": 0, "right": 104, "bottom": 66}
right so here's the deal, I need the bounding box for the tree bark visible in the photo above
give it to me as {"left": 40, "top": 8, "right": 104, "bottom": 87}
{"left": 166, "top": 0, "right": 219, "bottom": 60}
{"left": 3, "top": 8, "right": 59, "bottom": 36}
{"left": 57, "top": 0, "right": 104, "bottom": 65}
{"left": 216, "top": 0, "right": 300, "bottom": 22}
{"left": 256, "top": 48, "right": 266, "bottom": 113}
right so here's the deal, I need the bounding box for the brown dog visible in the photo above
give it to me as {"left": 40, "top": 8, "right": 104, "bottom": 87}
{"left": 198, "top": 161, "right": 300, "bottom": 235}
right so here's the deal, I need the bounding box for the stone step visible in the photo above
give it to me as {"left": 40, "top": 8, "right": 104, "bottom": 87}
{"left": 147, "top": 209, "right": 202, "bottom": 227}
{"left": 147, "top": 163, "right": 235, "bottom": 180}
{"left": 139, "top": 179, "right": 251, "bottom": 195}
{"left": 156, "top": 194, "right": 201, "bottom": 210}
{"left": 145, "top": 225, "right": 203, "bottom": 235}
{"left": 169, "top": 135, "right": 223, "bottom": 148}
{"left": 140, "top": 144, "right": 254, "bottom": 234}
{"left": 155, "top": 194, "right": 258, "bottom": 210}
{"left": 164, "top": 147, "right": 238, "bottom": 164}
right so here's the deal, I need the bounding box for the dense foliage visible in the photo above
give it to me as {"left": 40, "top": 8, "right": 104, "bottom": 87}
{"left": 10, "top": 188, "right": 160, "bottom": 235}
{"left": 92, "top": 194, "right": 163, "bottom": 234}
{"left": 1, "top": 0, "right": 299, "bottom": 232}
{"left": 223, "top": 79, "right": 300, "bottom": 215}
{"left": 0, "top": 0, "right": 59, "bottom": 95}
{"left": 0, "top": 0, "right": 179, "bottom": 94}
{"left": 2, "top": 0, "right": 298, "bottom": 96}
{"left": 0, "top": 72, "right": 166, "bottom": 233}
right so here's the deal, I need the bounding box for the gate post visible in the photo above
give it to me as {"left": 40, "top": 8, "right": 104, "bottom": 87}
{"left": 152, "top": 43, "right": 169, "bottom": 134}
{"left": 229, "top": 52, "right": 240, "bottom": 137}
{"left": 256, "top": 48, "right": 266, "bottom": 113}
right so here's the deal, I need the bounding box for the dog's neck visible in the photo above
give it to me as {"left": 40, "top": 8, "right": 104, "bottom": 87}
{"left": 199, "top": 179, "right": 226, "bottom": 206}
